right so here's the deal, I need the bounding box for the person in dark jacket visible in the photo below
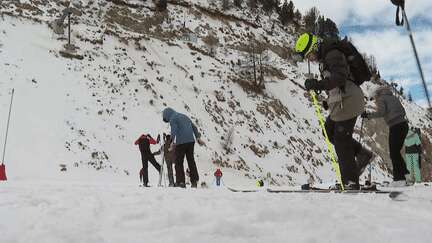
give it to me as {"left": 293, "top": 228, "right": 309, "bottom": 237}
{"left": 135, "top": 134, "right": 161, "bottom": 187}
{"left": 163, "top": 134, "right": 176, "bottom": 187}
{"left": 162, "top": 107, "right": 205, "bottom": 188}
{"left": 362, "top": 86, "right": 409, "bottom": 186}
{"left": 295, "top": 33, "right": 373, "bottom": 189}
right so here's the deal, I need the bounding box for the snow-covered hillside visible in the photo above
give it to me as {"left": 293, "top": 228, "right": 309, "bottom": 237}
{"left": 0, "top": 0, "right": 431, "bottom": 187}
{"left": 2, "top": 1, "right": 432, "bottom": 243}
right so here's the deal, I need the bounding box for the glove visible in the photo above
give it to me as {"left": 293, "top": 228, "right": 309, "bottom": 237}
{"left": 304, "top": 78, "right": 325, "bottom": 91}
{"left": 361, "top": 112, "right": 369, "bottom": 119}
{"left": 197, "top": 138, "right": 206, "bottom": 147}
{"left": 322, "top": 100, "right": 329, "bottom": 110}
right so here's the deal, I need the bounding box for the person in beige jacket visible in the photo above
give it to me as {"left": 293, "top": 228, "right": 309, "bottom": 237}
{"left": 295, "top": 33, "right": 373, "bottom": 189}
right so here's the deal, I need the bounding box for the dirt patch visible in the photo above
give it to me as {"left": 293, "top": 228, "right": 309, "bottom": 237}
{"left": 232, "top": 77, "right": 264, "bottom": 94}
{"left": 195, "top": 5, "right": 259, "bottom": 29}
{"left": 249, "top": 144, "right": 269, "bottom": 158}
{"left": 256, "top": 99, "right": 292, "bottom": 122}
{"left": 104, "top": 6, "right": 176, "bottom": 41}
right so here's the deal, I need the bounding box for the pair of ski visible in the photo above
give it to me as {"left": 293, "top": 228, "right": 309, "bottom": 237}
{"left": 227, "top": 186, "right": 404, "bottom": 199}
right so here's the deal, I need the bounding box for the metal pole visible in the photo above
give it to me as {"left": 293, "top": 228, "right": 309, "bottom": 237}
{"left": 359, "top": 118, "right": 364, "bottom": 144}
{"left": 68, "top": 13, "right": 71, "bottom": 46}
{"left": 2, "top": 89, "right": 15, "bottom": 164}
{"left": 359, "top": 118, "right": 372, "bottom": 183}
{"left": 402, "top": 9, "right": 431, "bottom": 109}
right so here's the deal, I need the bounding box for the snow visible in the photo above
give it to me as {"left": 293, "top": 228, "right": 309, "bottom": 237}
{"left": 1, "top": 2, "right": 432, "bottom": 242}
{"left": 1, "top": 177, "right": 432, "bottom": 243}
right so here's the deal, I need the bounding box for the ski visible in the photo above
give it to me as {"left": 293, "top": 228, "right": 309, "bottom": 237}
{"left": 226, "top": 187, "right": 260, "bottom": 193}
{"left": 266, "top": 188, "right": 394, "bottom": 194}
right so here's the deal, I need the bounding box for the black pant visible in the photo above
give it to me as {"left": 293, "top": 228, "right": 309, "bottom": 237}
{"left": 165, "top": 158, "right": 175, "bottom": 185}
{"left": 389, "top": 121, "right": 409, "bottom": 180}
{"left": 175, "top": 142, "right": 199, "bottom": 185}
{"left": 325, "top": 117, "right": 363, "bottom": 184}
{"left": 141, "top": 154, "right": 161, "bottom": 184}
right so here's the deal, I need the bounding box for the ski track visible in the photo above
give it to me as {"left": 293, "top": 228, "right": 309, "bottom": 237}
{"left": 1, "top": 181, "right": 432, "bottom": 243}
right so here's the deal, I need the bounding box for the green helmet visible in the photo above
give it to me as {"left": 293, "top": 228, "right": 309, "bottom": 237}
{"left": 295, "top": 33, "right": 318, "bottom": 58}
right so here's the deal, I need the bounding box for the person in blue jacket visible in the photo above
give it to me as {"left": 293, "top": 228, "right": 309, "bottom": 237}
{"left": 162, "top": 107, "right": 205, "bottom": 188}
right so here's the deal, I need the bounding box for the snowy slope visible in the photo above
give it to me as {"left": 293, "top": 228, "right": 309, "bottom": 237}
{"left": 0, "top": 0, "right": 431, "bottom": 187}
{"left": 1, "top": 1, "right": 432, "bottom": 243}
{"left": 1, "top": 181, "right": 432, "bottom": 243}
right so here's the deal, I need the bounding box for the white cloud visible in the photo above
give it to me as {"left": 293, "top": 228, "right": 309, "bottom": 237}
{"left": 290, "top": 0, "right": 432, "bottom": 105}
{"left": 290, "top": 0, "right": 432, "bottom": 27}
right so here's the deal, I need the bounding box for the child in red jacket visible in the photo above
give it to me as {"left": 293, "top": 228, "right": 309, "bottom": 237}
{"left": 136, "top": 134, "right": 161, "bottom": 187}
{"left": 214, "top": 168, "right": 223, "bottom": 186}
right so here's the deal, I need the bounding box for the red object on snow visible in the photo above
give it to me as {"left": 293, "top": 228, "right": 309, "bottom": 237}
{"left": 134, "top": 134, "right": 157, "bottom": 145}
{"left": 214, "top": 168, "right": 222, "bottom": 178}
{"left": 0, "top": 164, "right": 7, "bottom": 181}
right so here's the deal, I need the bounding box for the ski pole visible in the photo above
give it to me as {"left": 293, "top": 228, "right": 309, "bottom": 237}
{"left": 158, "top": 141, "right": 165, "bottom": 187}
{"left": 2, "top": 89, "right": 15, "bottom": 165}
{"left": 402, "top": 10, "right": 431, "bottom": 109}
{"left": 307, "top": 61, "right": 344, "bottom": 190}
{"left": 360, "top": 118, "right": 373, "bottom": 183}
{"left": 359, "top": 118, "right": 364, "bottom": 144}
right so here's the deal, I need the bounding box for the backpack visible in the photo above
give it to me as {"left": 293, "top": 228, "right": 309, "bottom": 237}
{"left": 326, "top": 37, "right": 372, "bottom": 86}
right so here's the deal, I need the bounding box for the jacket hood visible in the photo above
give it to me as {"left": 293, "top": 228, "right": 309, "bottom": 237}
{"left": 162, "top": 107, "right": 176, "bottom": 122}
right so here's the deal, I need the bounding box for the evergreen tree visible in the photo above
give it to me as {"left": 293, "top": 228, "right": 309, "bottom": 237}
{"left": 233, "top": 0, "right": 243, "bottom": 8}
{"left": 157, "top": 0, "right": 167, "bottom": 11}
{"left": 304, "top": 7, "right": 319, "bottom": 33}
{"left": 287, "top": 1, "right": 294, "bottom": 21}
{"left": 279, "top": 0, "right": 294, "bottom": 25}
{"left": 261, "top": 0, "right": 274, "bottom": 15}
{"left": 222, "top": 0, "right": 231, "bottom": 10}
{"left": 247, "top": 0, "right": 257, "bottom": 11}
{"left": 316, "top": 17, "right": 339, "bottom": 38}
{"left": 408, "top": 92, "right": 413, "bottom": 102}
{"left": 294, "top": 9, "right": 302, "bottom": 21}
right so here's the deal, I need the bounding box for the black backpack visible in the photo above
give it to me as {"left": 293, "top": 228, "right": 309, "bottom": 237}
{"left": 327, "top": 37, "right": 372, "bottom": 86}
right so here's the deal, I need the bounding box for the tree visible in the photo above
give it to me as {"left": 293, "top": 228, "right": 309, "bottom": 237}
{"left": 363, "top": 53, "right": 378, "bottom": 77}
{"left": 303, "top": 7, "right": 319, "bottom": 33}
{"left": 233, "top": 0, "right": 243, "bottom": 8}
{"left": 240, "top": 41, "right": 269, "bottom": 90}
{"left": 399, "top": 86, "right": 404, "bottom": 96}
{"left": 222, "top": 0, "right": 231, "bottom": 11}
{"left": 261, "top": 0, "right": 275, "bottom": 16}
{"left": 408, "top": 92, "right": 413, "bottom": 102}
{"left": 247, "top": 0, "right": 257, "bottom": 11}
{"left": 294, "top": 9, "right": 302, "bottom": 21}
{"left": 316, "top": 16, "right": 339, "bottom": 38}
{"left": 279, "top": 0, "right": 294, "bottom": 25}
{"left": 156, "top": 0, "right": 167, "bottom": 11}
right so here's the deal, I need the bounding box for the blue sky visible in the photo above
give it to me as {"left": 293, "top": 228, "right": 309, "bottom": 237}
{"left": 291, "top": 0, "right": 432, "bottom": 107}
